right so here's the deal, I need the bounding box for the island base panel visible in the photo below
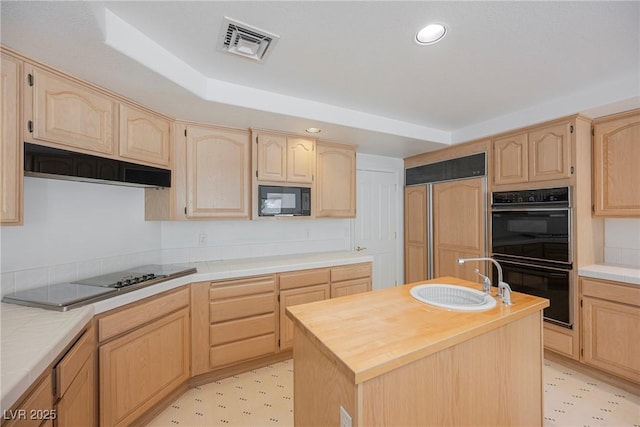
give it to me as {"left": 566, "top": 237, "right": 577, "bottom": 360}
{"left": 293, "top": 312, "right": 543, "bottom": 427}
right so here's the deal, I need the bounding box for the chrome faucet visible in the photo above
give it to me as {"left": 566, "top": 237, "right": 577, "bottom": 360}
{"left": 457, "top": 257, "right": 513, "bottom": 305}
{"left": 474, "top": 268, "right": 492, "bottom": 294}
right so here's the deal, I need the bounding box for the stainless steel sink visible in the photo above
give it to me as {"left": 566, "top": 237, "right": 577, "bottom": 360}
{"left": 409, "top": 284, "right": 497, "bottom": 311}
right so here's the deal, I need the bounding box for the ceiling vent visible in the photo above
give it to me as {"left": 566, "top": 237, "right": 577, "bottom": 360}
{"left": 218, "top": 17, "right": 279, "bottom": 63}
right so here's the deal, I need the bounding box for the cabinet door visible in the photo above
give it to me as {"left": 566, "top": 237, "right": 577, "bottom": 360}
{"left": 287, "top": 137, "right": 314, "bottom": 183}
{"left": 29, "top": 66, "right": 116, "bottom": 155}
{"left": 493, "top": 133, "right": 528, "bottom": 185}
{"left": 185, "top": 125, "right": 250, "bottom": 218}
{"left": 256, "top": 133, "right": 287, "bottom": 181}
{"left": 582, "top": 296, "right": 640, "bottom": 383}
{"left": 316, "top": 143, "right": 356, "bottom": 217}
{"left": 432, "top": 178, "right": 486, "bottom": 280}
{"left": 404, "top": 185, "right": 427, "bottom": 283}
{"left": 3, "top": 374, "right": 53, "bottom": 427}
{"left": 119, "top": 104, "right": 171, "bottom": 167}
{"left": 528, "top": 122, "right": 571, "bottom": 182}
{"left": 99, "top": 308, "right": 190, "bottom": 427}
{"left": 56, "top": 357, "right": 96, "bottom": 427}
{"left": 593, "top": 110, "right": 640, "bottom": 216}
{"left": 331, "top": 277, "right": 371, "bottom": 298}
{"left": 1, "top": 53, "right": 22, "bottom": 225}
{"left": 279, "top": 284, "right": 330, "bottom": 350}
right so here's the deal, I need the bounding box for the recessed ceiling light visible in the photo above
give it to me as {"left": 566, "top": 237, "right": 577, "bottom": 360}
{"left": 305, "top": 127, "right": 321, "bottom": 134}
{"left": 416, "top": 23, "right": 447, "bottom": 45}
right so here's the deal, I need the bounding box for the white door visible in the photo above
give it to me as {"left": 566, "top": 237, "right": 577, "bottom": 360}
{"left": 354, "top": 169, "right": 399, "bottom": 290}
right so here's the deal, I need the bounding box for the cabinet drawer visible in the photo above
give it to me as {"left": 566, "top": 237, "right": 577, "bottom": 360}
{"left": 209, "top": 275, "right": 275, "bottom": 300}
{"left": 331, "top": 263, "right": 372, "bottom": 282}
{"left": 4, "top": 374, "right": 53, "bottom": 427}
{"left": 210, "top": 313, "right": 275, "bottom": 346}
{"left": 331, "top": 277, "right": 371, "bottom": 299}
{"left": 581, "top": 278, "right": 640, "bottom": 307}
{"left": 98, "top": 287, "right": 189, "bottom": 342}
{"left": 210, "top": 293, "right": 274, "bottom": 323}
{"left": 210, "top": 333, "right": 276, "bottom": 368}
{"left": 279, "top": 268, "right": 330, "bottom": 290}
{"left": 55, "top": 327, "right": 94, "bottom": 398}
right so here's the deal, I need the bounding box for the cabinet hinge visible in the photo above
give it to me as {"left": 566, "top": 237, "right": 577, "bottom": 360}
{"left": 592, "top": 204, "right": 595, "bottom": 213}
{"left": 184, "top": 207, "right": 187, "bottom": 215}
{"left": 580, "top": 299, "right": 583, "bottom": 307}
{"left": 278, "top": 339, "right": 280, "bottom": 347}
{"left": 570, "top": 166, "right": 574, "bottom": 175}
{"left": 277, "top": 294, "right": 280, "bottom": 302}
{"left": 591, "top": 127, "right": 595, "bottom": 136}
{"left": 184, "top": 129, "right": 187, "bottom": 137}
{"left": 570, "top": 125, "right": 574, "bottom": 133}
{"left": 580, "top": 348, "right": 584, "bottom": 357}
{"left": 27, "top": 73, "right": 34, "bottom": 86}
{"left": 256, "top": 170, "right": 258, "bottom": 178}
{"left": 27, "top": 120, "right": 33, "bottom": 133}
{"left": 256, "top": 136, "right": 259, "bottom": 144}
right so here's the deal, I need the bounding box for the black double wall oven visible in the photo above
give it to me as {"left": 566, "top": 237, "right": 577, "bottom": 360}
{"left": 491, "top": 187, "right": 573, "bottom": 328}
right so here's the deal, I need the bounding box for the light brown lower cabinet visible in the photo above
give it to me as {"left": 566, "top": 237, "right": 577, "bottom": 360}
{"left": 278, "top": 268, "right": 331, "bottom": 351}
{"left": 55, "top": 357, "right": 95, "bottom": 427}
{"left": 98, "top": 288, "right": 190, "bottom": 427}
{"left": 54, "top": 325, "right": 96, "bottom": 427}
{"left": 207, "top": 275, "right": 277, "bottom": 369}
{"left": 581, "top": 277, "right": 640, "bottom": 383}
{"left": 279, "top": 284, "right": 331, "bottom": 350}
{"left": 330, "top": 263, "right": 372, "bottom": 298}
{"left": 2, "top": 373, "right": 53, "bottom": 427}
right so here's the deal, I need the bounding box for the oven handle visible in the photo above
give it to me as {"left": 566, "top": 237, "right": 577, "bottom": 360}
{"left": 491, "top": 207, "right": 570, "bottom": 212}
{"left": 494, "top": 258, "right": 572, "bottom": 272}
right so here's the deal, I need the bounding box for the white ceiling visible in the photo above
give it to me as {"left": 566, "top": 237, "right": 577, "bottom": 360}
{"left": 1, "top": 1, "right": 638, "bottom": 158}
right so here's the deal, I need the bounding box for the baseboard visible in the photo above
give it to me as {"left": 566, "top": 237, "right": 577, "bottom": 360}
{"left": 189, "top": 351, "right": 293, "bottom": 388}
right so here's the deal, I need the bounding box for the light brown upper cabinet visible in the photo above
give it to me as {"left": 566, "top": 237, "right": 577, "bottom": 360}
{"left": 25, "top": 64, "right": 117, "bottom": 156}
{"left": 254, "top": 131, "right": 315, "bottom": 184}
{"left": 119, "top": 103, "right": 171, "bottom": 167}
{"left": 315, "top": 141, "right": 356, "bottom": 218}
{"left": 1, "top": 51, "right": 23, "bottom": 225}
{"left": 184, "top": 123, "right": 250, "bottom": 219}
{"left": 593, "top": 109, "right": 640, "bottom": 216}
{"left": 404, "top": 185, "right": 428, "bottom": 284}
{"left": 493, "top": 122, "right": 571, "bottom": 185}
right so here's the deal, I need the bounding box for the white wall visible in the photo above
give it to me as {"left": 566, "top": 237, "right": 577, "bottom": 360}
{"left": 160, "top": 219, "right": 351, "bottom": 264}
{"left": 0, "top": 177, "right": 162, "bottom": 296}
{"left": 604, "top": 218, "right": 640, "bottom": 267}
{"left": 0, "top": 155, "right": 407, "bottom": 297}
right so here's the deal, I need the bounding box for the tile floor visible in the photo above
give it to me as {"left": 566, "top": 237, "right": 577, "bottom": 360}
{"left": 148, "top": 358, "right": 639, "bottom": 426}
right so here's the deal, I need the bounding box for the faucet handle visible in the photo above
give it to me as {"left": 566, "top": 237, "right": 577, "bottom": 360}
{"left": 474, "top": 268, "right": 492, "bottom": 293}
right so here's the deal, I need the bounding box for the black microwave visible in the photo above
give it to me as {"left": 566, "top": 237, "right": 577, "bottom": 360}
{"left": 258, "top": 185, "right": 311, "bottom": 216}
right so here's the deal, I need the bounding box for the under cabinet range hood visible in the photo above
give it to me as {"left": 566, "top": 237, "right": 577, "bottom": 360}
{"left": 24, "top": 143, "right": 171, "bottom": 188}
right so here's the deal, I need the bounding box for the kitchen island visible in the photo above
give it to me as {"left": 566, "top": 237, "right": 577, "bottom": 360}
{"left": 286, "top": 276, "right": 549, "bottom": 426}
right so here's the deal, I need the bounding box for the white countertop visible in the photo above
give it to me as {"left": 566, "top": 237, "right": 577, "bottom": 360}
{"left": 578, "top": 263, "right": 640, "bottom": 285}
{"left": 1, "top": 251, "right": 372, "bottom": 413}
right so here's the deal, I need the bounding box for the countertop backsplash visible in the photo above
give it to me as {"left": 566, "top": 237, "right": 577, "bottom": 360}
{"left": 604, "top": 218, "right": 640, "bottom": 268}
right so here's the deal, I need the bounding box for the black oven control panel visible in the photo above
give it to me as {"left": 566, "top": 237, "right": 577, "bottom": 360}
{"left": 492, "top": 186, "right": 570, "bottom": 207}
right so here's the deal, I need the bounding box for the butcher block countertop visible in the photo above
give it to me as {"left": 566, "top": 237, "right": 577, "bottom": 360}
{"left": 286, "top": 276, "right": 549, "bottom": 384}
